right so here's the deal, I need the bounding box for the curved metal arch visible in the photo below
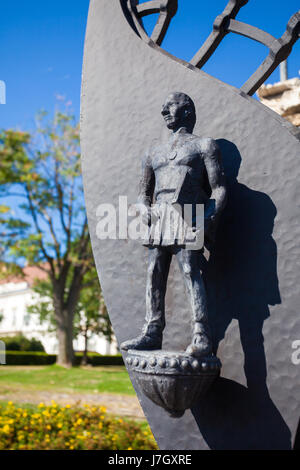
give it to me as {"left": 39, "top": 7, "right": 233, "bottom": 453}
{"left": 190, "top": 0, "right": 249, "bottom": 69}
{"left": 128, "top": 0, "right": 178, "bottom": 46}
{"left": 126, "top": 0, "right": 300, "bottom": 96}
{"left": 241, "top": 11, "right": 300, "bottom": 95}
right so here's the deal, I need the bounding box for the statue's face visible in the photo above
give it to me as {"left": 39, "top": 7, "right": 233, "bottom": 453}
{"left": 161, "top": 94, "right": 189, "bottom": 131}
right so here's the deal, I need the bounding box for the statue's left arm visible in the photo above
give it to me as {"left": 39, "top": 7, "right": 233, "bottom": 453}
{"left": 201, "top": 138, "right": 227, "bottom": 242}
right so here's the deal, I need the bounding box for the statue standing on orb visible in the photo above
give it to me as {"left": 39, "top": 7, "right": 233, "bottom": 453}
{"left": 121, "top": 92, "right": 227, "bottom": 357}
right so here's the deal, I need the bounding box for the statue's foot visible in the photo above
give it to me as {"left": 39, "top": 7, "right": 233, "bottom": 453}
{"left": 185, "top": 333, "right": 212, "bottom": 358}
{"left": 121, "top": 333, "right": 162, "bottom": 351}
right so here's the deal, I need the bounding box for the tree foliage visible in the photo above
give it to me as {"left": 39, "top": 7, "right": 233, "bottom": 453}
{"left": 0, "top": 108, "right": 106, "bottom": 366}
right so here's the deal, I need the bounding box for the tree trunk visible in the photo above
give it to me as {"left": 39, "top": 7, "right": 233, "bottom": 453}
{"left": 53, "top": 268, "right": 84, "bottom": 368}
{"left": 56, "top": 310, "right": 75, "bottom": 368}
{"left": 82, "top": 327, "right": 89, "bottom": 366}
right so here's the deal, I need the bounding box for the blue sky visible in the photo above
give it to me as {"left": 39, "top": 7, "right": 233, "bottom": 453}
{"left": 1, "top": 0, "right": 299, "bottom": 131}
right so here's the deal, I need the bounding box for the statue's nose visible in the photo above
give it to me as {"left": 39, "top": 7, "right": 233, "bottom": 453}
{"left": 161, "top": 105, "right": 168, "bottom": 116}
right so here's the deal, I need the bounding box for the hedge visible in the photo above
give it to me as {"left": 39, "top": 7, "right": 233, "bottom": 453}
{"left": 3, "top": 351, "right": 124, "bottom": 366}
{"left": 0, "top": 335, "right": 45, "bottom": 352}
{"left": 75, "top": 354, "right": 124, "bottom": 367}
{"left": 5, "top": 351, "right": 56, "bottom": 366}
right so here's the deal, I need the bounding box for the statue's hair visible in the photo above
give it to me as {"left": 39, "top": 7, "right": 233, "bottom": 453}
{"left": 171, "top": 92, "right": 196, "bottom": 131}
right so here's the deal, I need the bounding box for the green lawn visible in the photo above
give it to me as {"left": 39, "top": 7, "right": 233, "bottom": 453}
{"left": 0, "top": 365, "right": 135, "bottom": 395}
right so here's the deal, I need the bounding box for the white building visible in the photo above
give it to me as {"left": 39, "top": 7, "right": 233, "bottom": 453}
{"left": 257, "top": 77, "right": 300, "bottom": 127}
{"left": 0, "top": 266, "right": 117, "bottom": 355}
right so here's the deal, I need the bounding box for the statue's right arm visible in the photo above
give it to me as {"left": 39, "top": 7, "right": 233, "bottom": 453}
{"left": 137, "top": 152, "right": 155, "bottom": 208}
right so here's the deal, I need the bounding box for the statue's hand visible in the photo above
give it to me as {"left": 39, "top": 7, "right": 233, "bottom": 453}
{"left": 141, "top": 206, "right": 152, "bottom": 227}
{"left": 141, "top": 206, "right": 160, "bottom": 227}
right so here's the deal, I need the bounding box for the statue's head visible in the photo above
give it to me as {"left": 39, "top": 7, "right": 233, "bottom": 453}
{"left": 161, "top": 92, "right": 196, "bottom": 133}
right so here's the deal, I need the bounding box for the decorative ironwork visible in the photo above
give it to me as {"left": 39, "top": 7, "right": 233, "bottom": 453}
{"left": 128, "top": 0, "right": 178, "bottom": 46}
{"left": 127, "top": 0, "right": 300, "bottom": 96}
{"left": 190, "top": 0, "right": 249, "bottom": 69}
{"left": 240, "top": 11, "right": 300, "bottom": 95}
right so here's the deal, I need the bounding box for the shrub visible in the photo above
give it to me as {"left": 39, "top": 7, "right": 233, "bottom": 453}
{"left": 5, "top": 351, "right": 56, "bottom": 366}
{"left": 0, "top": 335, "right": 44, "bottom": 352}
{"left": 0, "top": 401, "right": 158, "bottom": 450}
{"left": 74, "top": 353, "right": 124, "bottom": 366}
{"left": 4, "top": 351, "right": 124, "bottom": 366}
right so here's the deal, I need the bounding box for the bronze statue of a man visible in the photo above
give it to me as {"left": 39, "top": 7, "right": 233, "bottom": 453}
{"left": 121, "top": 92, "right": 227, "bottom": 357}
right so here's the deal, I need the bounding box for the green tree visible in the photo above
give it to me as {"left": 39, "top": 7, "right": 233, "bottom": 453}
{"left": 0, "top": 109, "right": 96, "bottom": 367}
{"left": 74, "top": 267, "right": 113, "bottom": 365}
{"left": 29, "top": 265, "right": 113, "bottom": 365}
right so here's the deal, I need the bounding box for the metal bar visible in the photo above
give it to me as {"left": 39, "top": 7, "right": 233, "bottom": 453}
{"left": 136, "top": 1, "right": 161, "bottom": 18}
{"left": 227, "top": 19, "right": 276, "bottom": 49}
{"left": 190, "top": 0, "right": 249, "bottom": 69}
{"left": 241, "top": 11, "right": 300, "bottom": 96}
{"left": 151, "top": 12, "right": 171, "bottom": 46}
{"left": 133, "top": 0, "right": 178, "bottom": 46}
{"left": 127, "top": 0, "right": 150, "bottom": 43}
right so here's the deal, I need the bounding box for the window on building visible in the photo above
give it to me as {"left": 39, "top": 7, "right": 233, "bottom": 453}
{"left": 12, "top": 307, "right": 17, "bottom": 327}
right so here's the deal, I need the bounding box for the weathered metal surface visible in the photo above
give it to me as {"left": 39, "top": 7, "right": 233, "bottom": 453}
{"left": 81, "top": 0, "right": 300, "bottom": 449}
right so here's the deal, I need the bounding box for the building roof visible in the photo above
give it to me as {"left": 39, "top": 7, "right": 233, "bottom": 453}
{"left": 0, "top": 265, "right": 48, "bottom": 287}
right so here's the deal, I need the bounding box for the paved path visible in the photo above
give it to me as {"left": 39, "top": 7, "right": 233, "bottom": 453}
{"left": 0, "top": 389, "right": 144, "bottom": 419}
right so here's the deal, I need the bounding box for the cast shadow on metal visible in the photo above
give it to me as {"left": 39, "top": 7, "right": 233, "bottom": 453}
{"left": 121, "top": 91, "right": 226, "bottom": 417}
{"left": 195, "top": 140, "right": 292, "bottom": 449}
{"left": 126, "top": 0, "right": 300, "bottom": 96}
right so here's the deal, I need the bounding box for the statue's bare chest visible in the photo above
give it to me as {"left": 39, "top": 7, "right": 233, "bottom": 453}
{"left": 151, "top": 139, "right": 204, "bottom": 179}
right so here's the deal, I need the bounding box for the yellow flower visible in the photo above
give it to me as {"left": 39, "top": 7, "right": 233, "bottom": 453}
{"left": 7, "top": 401, "right": 13, "bottom": 406}
{"left": 127, "top": 447, "right": 133, "bottom": 450}
{"left": 65, "top": 404, "right": 71, "bottom": 409}
{"left": 2, "top": 425, "right": 10, "bottom": 434}
{"left": 57, "top": 423, "right": 63, "bottom": 429}
{"left": 23, "top": 412, "right": 28, "bottom": 418}
{"left": 38, "top": 403, "right": 45, "bottom": 409}
{"left": 98, "top": 422, "right": 103, "bottom": 430}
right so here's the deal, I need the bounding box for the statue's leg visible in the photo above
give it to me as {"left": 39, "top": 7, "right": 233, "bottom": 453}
{"left": 145, "top": 246, "right": 172, "bottom": 332}
{"left": 175, "top": 248, "right": 212, "bottom": 357}
{"left": 121, "top": 247, "right": 172, "bottom": 351}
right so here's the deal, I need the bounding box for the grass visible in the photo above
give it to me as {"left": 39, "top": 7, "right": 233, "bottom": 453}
{"left": 0, "top": 365, "right": 135, "bottom": 395}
